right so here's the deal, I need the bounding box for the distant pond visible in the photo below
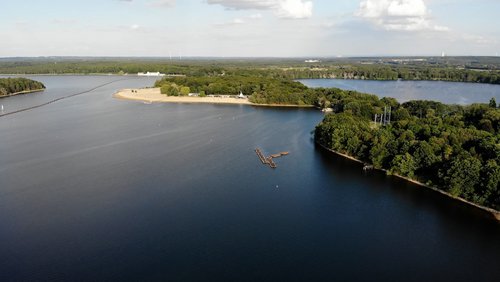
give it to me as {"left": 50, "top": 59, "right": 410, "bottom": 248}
{"left": 299, "top": 79, "right": 500, "bottom": 105}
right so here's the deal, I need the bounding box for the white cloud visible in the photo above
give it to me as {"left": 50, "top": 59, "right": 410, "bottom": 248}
{"left": 207, "top": 0, "right": 275, "bottom": 10}
{"left": 118, "top": 0, "right": 175, "bottom": 8}
{"left": 207, "top": 0, "right": 313, "bottom": 19}
{"left": 51, "top": 19, "right": 78, "bottom": 25}
{"left": 277, "top": 0, "right": 312, "bottom": 19}
{"left": 149, "top": 0, "right": 175, "bottom": 7}
{"left": 214, "top": 18, "right": 247, "bottom": 27}
{"left": 232, "top": 18, "right": 245, "bottom": 24}
{"left": 356, "top": 0, "right": 448, "bottom": 31}
{"left": 249, "top": 13, "right": 263, "bottom": 19}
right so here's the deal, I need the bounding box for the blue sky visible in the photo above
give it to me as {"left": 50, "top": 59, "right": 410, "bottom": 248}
{"left": 1, "top": 0, "right": 499, "bottom": 57}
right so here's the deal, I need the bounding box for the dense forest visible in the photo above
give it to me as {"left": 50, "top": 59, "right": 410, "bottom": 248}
{"left": 315, "top": 95, "right": 500, "bottom": 211}
{"left": 1, "top": 57, "right": 500, "bottom": 84}
{"left": 0, "top": 77, "right": 45, "bottom": 97}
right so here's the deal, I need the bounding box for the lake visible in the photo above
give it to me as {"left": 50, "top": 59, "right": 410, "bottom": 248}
{"left": 1, "top": 76, "right": 499, "bottom": 281}
{"left": 299, "top": 79, "right": 500, "bottom": 104}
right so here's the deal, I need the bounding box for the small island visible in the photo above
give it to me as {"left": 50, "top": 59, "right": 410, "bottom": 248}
{"left": 0, "top": 77, "right": 45, "bottom": 98}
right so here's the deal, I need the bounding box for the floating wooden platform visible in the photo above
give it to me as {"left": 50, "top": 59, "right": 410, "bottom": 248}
{"left": 255, "top": 148, "right": 288, "bottom": 169}
{"left": 267, "top": 157, "right": 277, "bottom": 168}
{"left": 255, "top": 148, "right": 268, "bottom": 164}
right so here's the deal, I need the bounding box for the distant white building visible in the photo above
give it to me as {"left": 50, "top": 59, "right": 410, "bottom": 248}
{"left": 305, "top": 59, "right": 321, "bottom": 63}
{"left": 137, "top": 72, "right": 166, "bottom": 77}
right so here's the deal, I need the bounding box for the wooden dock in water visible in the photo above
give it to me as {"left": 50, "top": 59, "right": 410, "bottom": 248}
{"left": 255, "top": 148, "right": 268, "bottom": 164}
{"left": 255, "top": 148, "right": 288, "bottom": 169}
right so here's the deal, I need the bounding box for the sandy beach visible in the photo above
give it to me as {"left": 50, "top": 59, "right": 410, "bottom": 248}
{"left": 114, "top": 88, "right": 253, "bottom": 105}
{"left": 114, "top": 87, "right": 316, "bottom": 108}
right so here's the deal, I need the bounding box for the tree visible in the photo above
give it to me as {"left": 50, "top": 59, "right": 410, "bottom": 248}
{"left": 180, "top": 86, "right": 190, "bottom": 96}
{"left": 391, "top": 153, "right": 417, "bottom": 178}
{"left": 160, "top": 85, "right": 171, "bottom": 95}
{"left": 411, "top": 141, "right": 439, "bottom": 170}
{"left": 440, "top": 153, "right": 481, "bottom": 198}
{"left": 160, "top": 84, "right": 180, "bottom": 96}
{"left": 489, "top": 97, "right": 497, "bottom": 108}
{"left": 317, "top": 97, "right": 331, "bottom": 109}
{"left": 479, "top": 160, "right": 500, "bottom": 208}
{"left": 168, "top": 85, "right": 180, "bottom": 96}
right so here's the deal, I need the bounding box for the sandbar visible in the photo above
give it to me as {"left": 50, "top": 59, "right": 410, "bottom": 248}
{"left": 114, "top": 88, "right": 253, "bottom": 105}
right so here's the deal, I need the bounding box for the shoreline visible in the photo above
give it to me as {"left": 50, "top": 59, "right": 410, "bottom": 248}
{"left": 113, "top": 88, "right": 315, "bottom": 108}
{"left": 315, "top": 141, "right": 500, "bottom": 222}
{"left": 0, "top": 88, "right": 45, "bottom": 98}
{"left": 1, "top": 73, "right": 498, "bottom": 85}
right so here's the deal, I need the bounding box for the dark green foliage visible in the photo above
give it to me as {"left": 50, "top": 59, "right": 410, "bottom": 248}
{"left": 0, "top": 78, "right": 45, "bottom": 97}
{"left": 440, "top": 152, "right": 482, "bottom": 198}
{"left": 489, "top": 97, "right": 497, "bottom": 108}
{"left": 315, "top": 93, "right": 500, "bottom": 211}
{"left": 155, "top": 75, "right": 310, "bottom": 105}
{"left": 160, "top": 83, "right": 180, "bottom": 96}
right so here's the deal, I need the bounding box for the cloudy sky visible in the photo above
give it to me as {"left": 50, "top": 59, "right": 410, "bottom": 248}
{"left": 1, "top": 0, "right": 499, "bottom": 57}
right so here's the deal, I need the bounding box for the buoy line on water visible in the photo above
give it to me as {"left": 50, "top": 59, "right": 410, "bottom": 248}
{"left": 0, "top": 77, "right": 139, "bottom": 118}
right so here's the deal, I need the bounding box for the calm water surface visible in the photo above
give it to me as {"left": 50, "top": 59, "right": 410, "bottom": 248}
{"left": 0, "top": 76, "right": 499, "bottom": 281}
{"left": 299, "top": 79, "right": 500, "bottom": 104}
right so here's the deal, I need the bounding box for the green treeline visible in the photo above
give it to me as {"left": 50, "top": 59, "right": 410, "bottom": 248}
{"left": 1, "top": 59, "right": 500, "bottom": 84}
{"left": 0, "top": 60, "right": 226, "bottom": 77}
{"left": 0, "top": 78, "right": 45, "bottom": 97}
{"left": 273, "top": 65, "right": 500, "bottom": 84}
{"left": 315, "top": 96, "right": 500, "bottom": 211}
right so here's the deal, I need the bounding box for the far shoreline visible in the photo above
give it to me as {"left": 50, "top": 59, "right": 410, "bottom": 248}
{"left": 1, "top": 72, "right": 499, "bottom": 86}
{"left": 113, "top": 88, "right": 315, "bottom": 108}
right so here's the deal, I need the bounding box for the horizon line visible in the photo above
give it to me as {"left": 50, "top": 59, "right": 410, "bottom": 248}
{"left": 2, "top": 55, "right": 500, "bottom": 60}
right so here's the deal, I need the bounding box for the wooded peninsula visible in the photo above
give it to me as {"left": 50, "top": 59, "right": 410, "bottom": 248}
{"left": 155, "top": 71, "right": 500, "bottom": 215}
{"left": 0, "top": 77, "right": 45, "bottom": 97}
{"left": 315, "top": 94, "right": 499, "bottom": 213}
